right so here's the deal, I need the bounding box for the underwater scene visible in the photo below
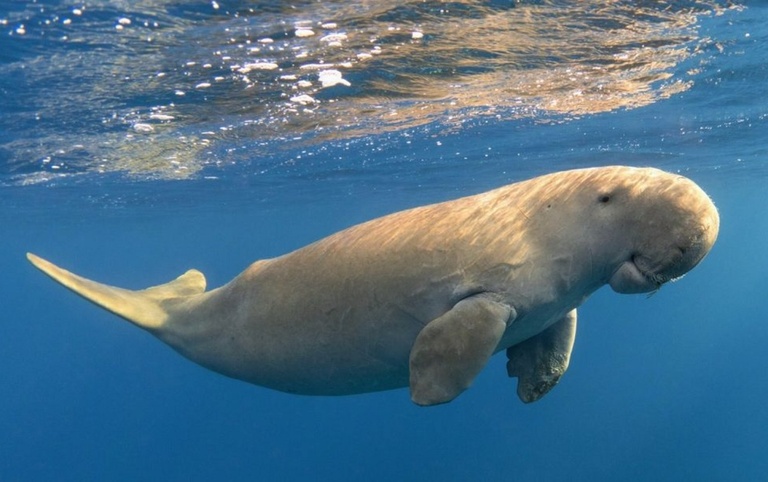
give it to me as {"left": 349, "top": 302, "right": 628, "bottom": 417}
{"left": 2, "top": 1, "right": 767, "bottom": 480}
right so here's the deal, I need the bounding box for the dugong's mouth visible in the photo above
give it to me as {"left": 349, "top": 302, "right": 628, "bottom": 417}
{"left": 609, "top": 256, "right": 675, "bottom": 294}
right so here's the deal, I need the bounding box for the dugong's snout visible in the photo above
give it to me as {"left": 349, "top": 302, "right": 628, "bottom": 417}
{"left": 608, "top": 172, "right": 719, "bottom": 294}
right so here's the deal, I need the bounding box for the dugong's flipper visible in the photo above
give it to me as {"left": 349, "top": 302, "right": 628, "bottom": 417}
{"left": 26, "top": 253, "right": 206, "bottom": 330}
{"left": 506, "top": 309, "right": 577, "bottom": 403}
{"left": 409, "top": 296, "right": 515, "bottom": 406}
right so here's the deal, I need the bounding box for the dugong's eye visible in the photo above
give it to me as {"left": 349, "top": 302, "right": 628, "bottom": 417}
{"left": 598, "top": 195, "right": 611, "bottom": 204}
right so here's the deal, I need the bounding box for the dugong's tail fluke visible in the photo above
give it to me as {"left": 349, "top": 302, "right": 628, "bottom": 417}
{"left": 26, "top": 253, "right": 206, "bottom": 331}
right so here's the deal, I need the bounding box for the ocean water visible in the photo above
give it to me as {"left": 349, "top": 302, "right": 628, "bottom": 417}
{"left": 2, "top": 1, "right": 767, "bottom": 480}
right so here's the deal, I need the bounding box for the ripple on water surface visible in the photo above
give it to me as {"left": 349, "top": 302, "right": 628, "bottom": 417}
{"left": 0, "top": 0, "right": 739, "bottom": 182}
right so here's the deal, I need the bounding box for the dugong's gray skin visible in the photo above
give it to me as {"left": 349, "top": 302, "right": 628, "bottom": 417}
{"left": 27, "top": 166, "right": 719, "bottom": 406}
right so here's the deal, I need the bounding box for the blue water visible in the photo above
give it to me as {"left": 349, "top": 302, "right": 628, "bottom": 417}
{"left": 2, "top": 1, "right": 767, "bottom": 480}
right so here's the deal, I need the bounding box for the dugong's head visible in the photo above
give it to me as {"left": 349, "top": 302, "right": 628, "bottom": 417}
{"left": 581, "top": 166, "right": 719, "bottom": 294}
{"left": 521, "top": 166, "right": 719, "bottom": 294}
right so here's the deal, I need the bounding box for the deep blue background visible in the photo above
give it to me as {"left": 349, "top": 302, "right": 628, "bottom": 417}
{"left": 2, "top": 2, "right": 768, "bottom": 481}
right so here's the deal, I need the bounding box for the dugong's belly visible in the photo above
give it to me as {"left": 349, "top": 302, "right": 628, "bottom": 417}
{"left": 190, "top": 292, "right": 566, "bottom": 397}
{"left": 188, "top": 291, "right": 433, "bottom": 395}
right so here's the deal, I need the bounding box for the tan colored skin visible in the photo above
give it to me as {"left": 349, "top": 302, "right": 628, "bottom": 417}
{"left": 27, "top": 166, "right": 719, "bottom": 405}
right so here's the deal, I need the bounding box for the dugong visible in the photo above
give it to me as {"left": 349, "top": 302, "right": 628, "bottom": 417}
{"left": 28, "top": 166, "right": 719, "bottom": 406}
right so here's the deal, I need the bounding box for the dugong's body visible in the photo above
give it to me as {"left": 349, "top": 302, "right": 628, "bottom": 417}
{"left": 28, "top": 166, "right": 719, "bottom": 405}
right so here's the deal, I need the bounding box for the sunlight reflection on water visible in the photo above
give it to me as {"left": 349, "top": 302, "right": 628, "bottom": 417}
{"left": 0, "top": 0, "right": 738, "bottom": 182}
